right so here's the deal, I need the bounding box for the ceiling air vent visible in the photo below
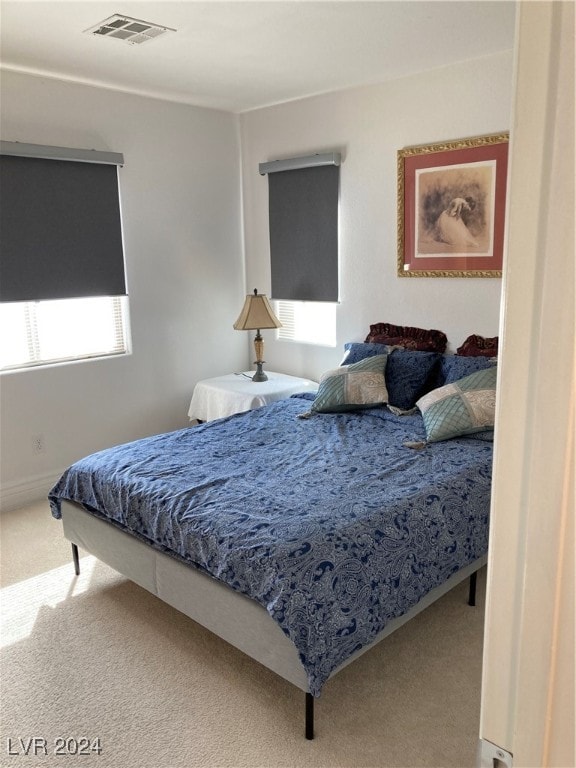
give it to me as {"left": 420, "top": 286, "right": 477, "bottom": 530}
{"left": 84, "top": 14, "right": 176, "bottom": 45}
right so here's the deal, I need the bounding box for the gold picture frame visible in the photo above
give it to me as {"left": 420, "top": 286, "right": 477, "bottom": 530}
{"left": 397, "top": 133, "right": 509, "bottom": 277}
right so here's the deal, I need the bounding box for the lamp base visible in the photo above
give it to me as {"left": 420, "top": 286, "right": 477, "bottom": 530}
{"left": 252, "top": 362, "right": 268, "bottom": 382}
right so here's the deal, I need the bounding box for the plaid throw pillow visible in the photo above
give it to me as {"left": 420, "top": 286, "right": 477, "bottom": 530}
{"left": 309, "top": 354, "right": 389, "bottom": 414}
{"left": 417, "top": 366, "right": 497, "bottom": 442}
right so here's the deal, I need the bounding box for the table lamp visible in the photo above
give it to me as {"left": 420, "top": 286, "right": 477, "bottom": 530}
{"left": 233, "top": 289, "right": 282, "bottom": 381}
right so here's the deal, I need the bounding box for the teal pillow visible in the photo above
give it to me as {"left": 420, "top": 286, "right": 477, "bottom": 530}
{"left": 342, "top": 343, "right": 440, "bottom": 410}
{"left": 416, "top": 366, "right": 497, "bottom": 442}
{"left": 310, "top": 354, "right": 389, "bottom": 413}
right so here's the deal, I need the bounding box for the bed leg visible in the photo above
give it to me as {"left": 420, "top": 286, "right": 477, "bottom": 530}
{"left": 71, "top": 543, "right": 80, "bottom": 576}
{"left": 305, "top": 692, "right": 314, "bottom": 740}
{"left": 468, "top": 571, "right": 477, "bottom": 607}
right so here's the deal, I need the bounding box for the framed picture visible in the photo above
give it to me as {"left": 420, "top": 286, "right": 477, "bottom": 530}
{"left": 397, "top": 133, "right": 509, "bottom": 277}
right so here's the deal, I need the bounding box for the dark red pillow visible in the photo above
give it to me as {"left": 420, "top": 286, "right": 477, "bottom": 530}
{"left": 457, "top": 334, "right": 498, "bottom": 357}
{"left": 365, "top": 323, "right": 447, "bottom": 353}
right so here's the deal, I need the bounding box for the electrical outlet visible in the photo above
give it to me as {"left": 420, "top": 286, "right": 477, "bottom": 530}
{"left": 32, "top": 434, "right": 46, "bottom": 454}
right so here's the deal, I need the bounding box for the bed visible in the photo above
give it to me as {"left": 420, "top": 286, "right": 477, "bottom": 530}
{"left": 49, "top": 342, "right": 496, "bottom": 739}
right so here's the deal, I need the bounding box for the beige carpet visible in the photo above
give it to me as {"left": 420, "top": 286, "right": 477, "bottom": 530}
{"left": 1, "top": 501, "right": 486, "bottom": 768}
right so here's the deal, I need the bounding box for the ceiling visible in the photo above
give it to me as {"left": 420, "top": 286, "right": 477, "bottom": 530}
{"left": 0, "top": 1, "right": 517, "bottom": 113}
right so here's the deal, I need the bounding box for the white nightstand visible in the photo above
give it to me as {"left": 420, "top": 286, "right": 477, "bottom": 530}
{"left": 188, "top": 371, "right": 317, "bottom": 422}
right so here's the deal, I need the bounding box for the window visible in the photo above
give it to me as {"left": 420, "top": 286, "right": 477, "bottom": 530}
{"left": 276, "top": 300, "right": 336, "bottom": 347}
{"left": 0, "top": 296, "right": 130, "bottom": 371}
{"left": 260, "top": 153, "right": 340, "bottom": 303}
{"left": 0, "top": 152, "right": 126, "bottom": 303}
{"left": 0, "top": 141, "right": 130, "bottom": 371}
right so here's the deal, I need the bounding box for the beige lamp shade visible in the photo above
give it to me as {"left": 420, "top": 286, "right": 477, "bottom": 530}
{"left": 233, "top": 289, "right": 282, "bottom": 331}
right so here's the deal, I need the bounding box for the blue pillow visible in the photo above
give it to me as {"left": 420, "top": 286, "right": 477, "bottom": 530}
{"left": 341, "top": 342, "right": 390, "bottom": 366}
{"left": 440, "top": 355, "right": 496, "bottom": 385}
{"left": 385, "top": 349, "right": 441, "bottom": 410}
{"left": 341, "top": 343, "right": 440, "bottom": 410}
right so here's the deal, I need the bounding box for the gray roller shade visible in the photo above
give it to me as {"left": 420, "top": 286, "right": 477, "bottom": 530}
{"left": 0, "top": 153, "right": 126, "bottom": 302}
{"left": 267, "top": 164, "right": 339, "bottom": 302}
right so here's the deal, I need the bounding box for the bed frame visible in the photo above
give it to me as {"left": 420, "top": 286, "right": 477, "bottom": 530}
{"left": 61, "top": 500, "right": 485, "bottom": 739}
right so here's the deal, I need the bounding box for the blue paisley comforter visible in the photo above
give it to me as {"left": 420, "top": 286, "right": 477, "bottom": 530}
{"left": 49, "top": 394, "right": 491, "bottom": 696}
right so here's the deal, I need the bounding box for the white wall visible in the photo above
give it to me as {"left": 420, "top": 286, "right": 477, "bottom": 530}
{"left": 240, "top": 51, "right": 514, "bottom": 382}
{"left": 0, "top": 70, "right": 246, "bottom": 509}
{"left": 0, "top": 50, "right": 515, "bottom": 508}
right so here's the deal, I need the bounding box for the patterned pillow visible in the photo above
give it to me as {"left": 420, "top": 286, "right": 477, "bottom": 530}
{"left": 341, "top": 342, "right": 390, "bottom": 366}
{"left": 457, "top": 334, "right": 498, "bottom": 357}
{"left": 341, "top": 344, "right": 440, "bottom": 410}
{"left": 385, "top": 349, "right": 441, "bottom": 410}
{"left": 365, "top": 322, "right": 447, "bottom": 352}
{"left": 440, "top": 355, "right": 496, "bottom": 385}
{"left": 310, "top": 354, "right": 389, "bottom": 413}
{"left": 417, "top": 366, "right": 497, "bottom": 443}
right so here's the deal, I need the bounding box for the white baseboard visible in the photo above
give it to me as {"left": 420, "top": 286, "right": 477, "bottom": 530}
{"left": 0, "top": 470, "right": 64, "bottom": 513}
